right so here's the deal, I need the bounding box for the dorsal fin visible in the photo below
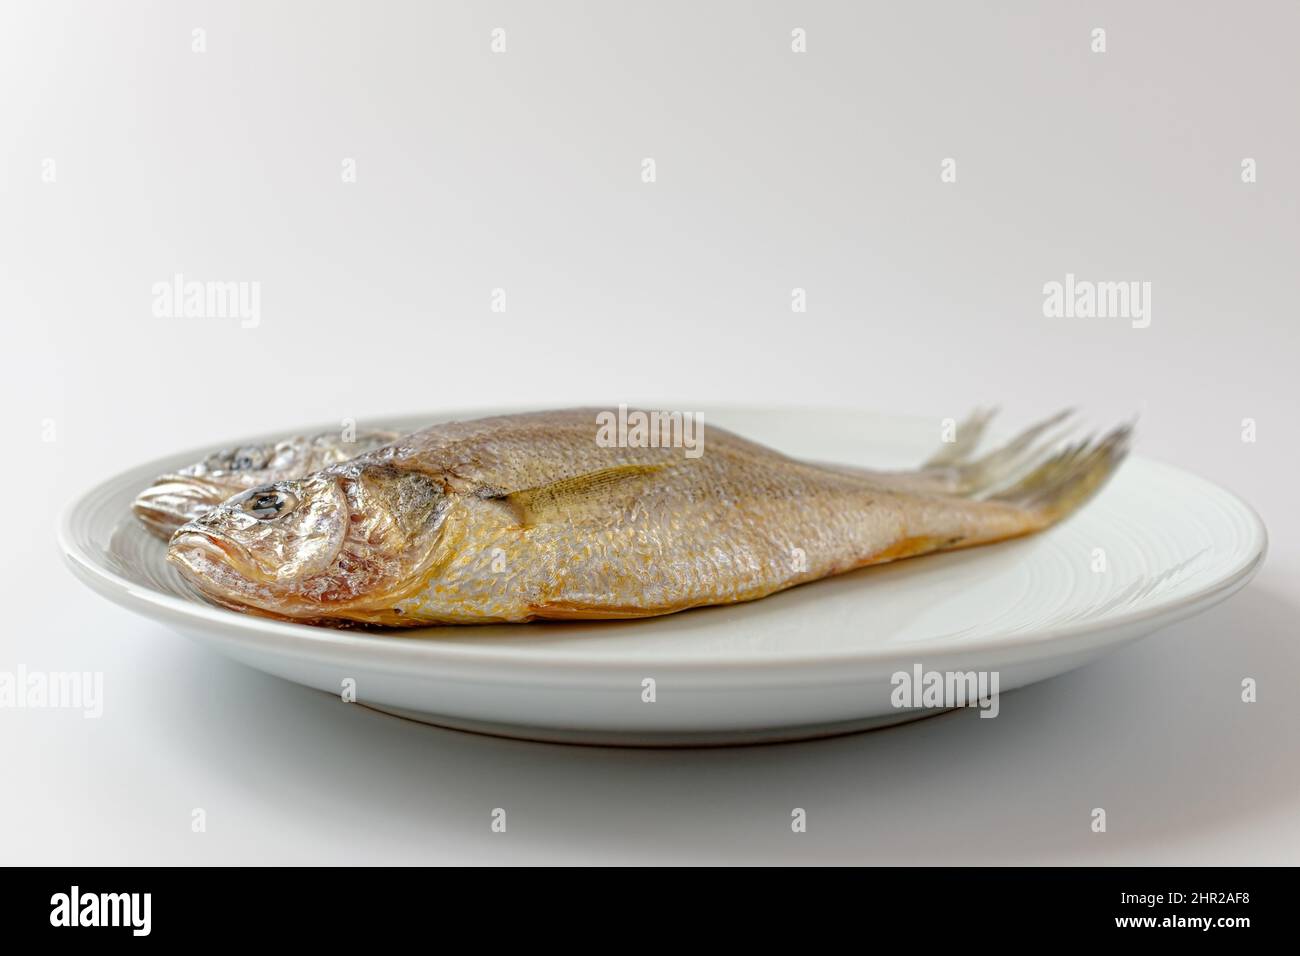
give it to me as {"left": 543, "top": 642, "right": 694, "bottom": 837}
{"left": 496, "top": 463, "right": 669, "bottom": 526}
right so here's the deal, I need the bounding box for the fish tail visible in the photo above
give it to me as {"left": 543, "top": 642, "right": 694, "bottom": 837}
{"left": 936, "top": 408, "right": 1078, "bottom": 496}
{"left": 921, "top": 406, "right": 998, "bottom": 468}
{"left": 988, "top": 423, "right": 1133, "bottom": 526}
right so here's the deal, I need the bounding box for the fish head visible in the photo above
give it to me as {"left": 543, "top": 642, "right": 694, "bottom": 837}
{"left": 132, "top": 439, "right": 307, "bottom": 539}
{"left": 167, "top": 463, "right": 448, "bottom": 621}
{"left": 132, "top": 432, "right": 399, "bottom": 539}
{"left": 132, "top": 472, "right": 244, "bottom": 538}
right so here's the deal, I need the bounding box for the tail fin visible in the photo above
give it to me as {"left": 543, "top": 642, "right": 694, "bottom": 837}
{"left": 918, "top": 408, "right": 1133, "bottom": 523}
{"left": 989, "top": 424, "right": 1132, "bottom": 525}
{"left": 922, "top": 407, "right": 998, "bottom": 468}
{"left": 924, "top": 408, "right": 1078, "bottom": 496}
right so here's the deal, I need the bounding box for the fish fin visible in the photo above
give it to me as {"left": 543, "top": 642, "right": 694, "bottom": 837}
{"left": 990, "top": 423, "right": 1133, "bottom": 525}
{"left": 527, "top": 600, "right": 677, "bottom": 620}
{"left": 499, "top": 463, "right": 670, "bottom": 526}
{"left": 944, "top": 408, "right": 1078, "bottom": 496}
{"left": 921, "top": 407, "right": 998, "bottom": 468}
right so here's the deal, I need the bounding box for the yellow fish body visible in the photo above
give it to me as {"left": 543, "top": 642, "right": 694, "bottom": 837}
{"left": 167, "top": 408, "right": 1129, "bottom": 627}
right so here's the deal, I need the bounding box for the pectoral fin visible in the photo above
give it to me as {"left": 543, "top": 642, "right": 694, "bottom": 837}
{"left": 496, "top": 463, "right": 669, "bottom": 526}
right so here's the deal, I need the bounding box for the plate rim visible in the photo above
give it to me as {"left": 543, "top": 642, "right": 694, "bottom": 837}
{"left": 58, "top": 406, "right": 1269, "bottom": 674}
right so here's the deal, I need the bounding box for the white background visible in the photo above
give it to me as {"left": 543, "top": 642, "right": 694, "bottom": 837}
{"left": 2, "top": 1, "right": 1297, "bottom": 863}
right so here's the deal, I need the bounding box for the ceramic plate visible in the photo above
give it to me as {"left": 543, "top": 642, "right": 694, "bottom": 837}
{"left": 59, "top": 408, "right": 1267, "bottom": 746}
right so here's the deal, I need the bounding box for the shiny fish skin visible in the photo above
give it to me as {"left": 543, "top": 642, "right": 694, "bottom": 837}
{"left": 166, "top": 408, "right": 1131, "bottom": 627}
{"left": 132, "top": 429, "right": 400, "bottom": 539}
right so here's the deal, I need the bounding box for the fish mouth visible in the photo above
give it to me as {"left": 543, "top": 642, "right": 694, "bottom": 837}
{"left": 168, "top": 528, "right": 273, "bottom": 587}
{"left": 132, "top": 475, "right": 229, "bottom": 540}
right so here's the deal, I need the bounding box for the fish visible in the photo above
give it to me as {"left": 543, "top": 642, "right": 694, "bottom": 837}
{"left": 166, "top": 407, "right": 1131, "bottom": 627}
{"left": 133, "top": 429, "right": 401, "bottom": 539}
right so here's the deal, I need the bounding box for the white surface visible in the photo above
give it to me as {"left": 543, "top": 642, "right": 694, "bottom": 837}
{"left": 2, "top": 1, "right": 1297, "bottom": 861}
{"left": 60, "top": 408, "right": 1266, "bottom": 745}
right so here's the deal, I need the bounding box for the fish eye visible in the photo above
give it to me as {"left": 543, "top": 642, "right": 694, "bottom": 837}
{"left": 242, "top": 489, "right": 298, "bottom": 520}
{"left": 229, "top": 446, "right": 267, "bottom": 471}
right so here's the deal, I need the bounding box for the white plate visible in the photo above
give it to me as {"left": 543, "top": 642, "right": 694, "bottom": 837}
{"left": 59, "top": 408, "right": 1267, "bottom": 746}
